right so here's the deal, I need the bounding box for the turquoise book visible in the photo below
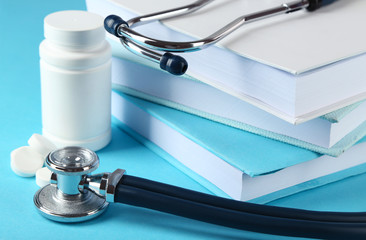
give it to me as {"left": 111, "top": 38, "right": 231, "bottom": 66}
{"left": 112, "top": 91, "right": 366, "bottom": 204}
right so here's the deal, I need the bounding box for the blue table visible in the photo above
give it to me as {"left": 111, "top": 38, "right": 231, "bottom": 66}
{"left": 1, "top": 1, "right": 366, "bottom": 239}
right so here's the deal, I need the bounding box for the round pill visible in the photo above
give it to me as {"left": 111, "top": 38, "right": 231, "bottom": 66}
{"left": 36, "top": 167, "right": 52, "bottom": 188}
{"left": 28, "top": 133, "right": 57, "bottom": 158}
{"left": 11, "top": 146, "right": 45, "bottom": 177}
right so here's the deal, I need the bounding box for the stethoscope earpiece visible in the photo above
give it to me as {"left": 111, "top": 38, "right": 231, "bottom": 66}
{"left": 104, "top": 15, "right": 129, "bottom": 36}
{"left": 159, "top": 52, "right": 188, "bottom": 75}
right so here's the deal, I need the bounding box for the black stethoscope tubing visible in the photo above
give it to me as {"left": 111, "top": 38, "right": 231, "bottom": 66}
{"left": 116, "top": 175, "right": 366, "bottom": 239}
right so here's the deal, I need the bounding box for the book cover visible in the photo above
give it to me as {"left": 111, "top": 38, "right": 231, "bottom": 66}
{"left": 112, "top": 91, "right": 366, "bottom": 203}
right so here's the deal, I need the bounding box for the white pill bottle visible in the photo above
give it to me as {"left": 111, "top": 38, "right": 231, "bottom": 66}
{"left": 40, "top": 11, "right": 111, "bottom": 151}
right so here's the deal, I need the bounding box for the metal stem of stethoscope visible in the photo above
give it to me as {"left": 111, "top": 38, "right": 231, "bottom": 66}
{"left": 104, "top": 0, "right": 336, "bottom": 75}
{"left": 119, "top": 0, "right": 308, "bottom": 52}
{"left": 35, "top": 147, "right": 366, "bottom": 239}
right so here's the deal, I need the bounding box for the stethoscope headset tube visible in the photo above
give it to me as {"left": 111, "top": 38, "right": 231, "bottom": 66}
{"left": 104, "top": 0, "right": 337, "bottom": 75}
{"left": 34, "top": 147, "right": 366, "bottom": 239}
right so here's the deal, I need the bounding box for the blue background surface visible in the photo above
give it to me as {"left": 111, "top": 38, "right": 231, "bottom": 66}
{"left": 1, "top": 1, "right": 366, "bottom": 239}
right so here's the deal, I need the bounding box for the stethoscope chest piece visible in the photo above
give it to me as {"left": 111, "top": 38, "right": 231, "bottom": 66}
{"left": 33, "top": 147, "right": 109, "bottom": 222}
{"left": 34, "top": 184, "right": 108, "bottom": 222}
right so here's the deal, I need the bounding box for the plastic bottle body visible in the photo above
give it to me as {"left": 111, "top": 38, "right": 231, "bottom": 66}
{"left": 40, "top": 11, "right": 112, "bottom": 151}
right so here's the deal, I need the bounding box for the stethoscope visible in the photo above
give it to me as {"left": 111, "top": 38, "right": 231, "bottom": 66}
{"left": 34, "top": 0, "right": 366, "bottom": 238}
{"left": 104, "top": 0, "right": 336, "bottom": 75}
{"left": 34, "top": 146, "right": 366, "bottom": 239}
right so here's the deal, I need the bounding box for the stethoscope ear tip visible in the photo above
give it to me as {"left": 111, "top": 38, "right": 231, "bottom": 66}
{"left": 104, "top": 15, "right": 129, "bottom": 36}
{"left": 160, "top": 52, "right": 188, "bottom": 75}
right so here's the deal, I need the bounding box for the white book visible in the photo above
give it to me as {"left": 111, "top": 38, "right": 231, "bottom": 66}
{"left": 111, "top": 56, "right": 366, "bottom": 156}
{"left": 87, "top": 0, "right": 366, "bottom": 124}
{"left": 112, "top": 91, "right": 366, "bottom": 203}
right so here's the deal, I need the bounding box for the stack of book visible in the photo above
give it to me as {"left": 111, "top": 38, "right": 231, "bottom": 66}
{"left": 87, "top": 0, "right": 366, "bottom": 203}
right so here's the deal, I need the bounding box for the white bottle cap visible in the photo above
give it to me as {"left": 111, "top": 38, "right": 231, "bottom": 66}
{"left": 44, "top": 10, "right": 105, "bottom": 48}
